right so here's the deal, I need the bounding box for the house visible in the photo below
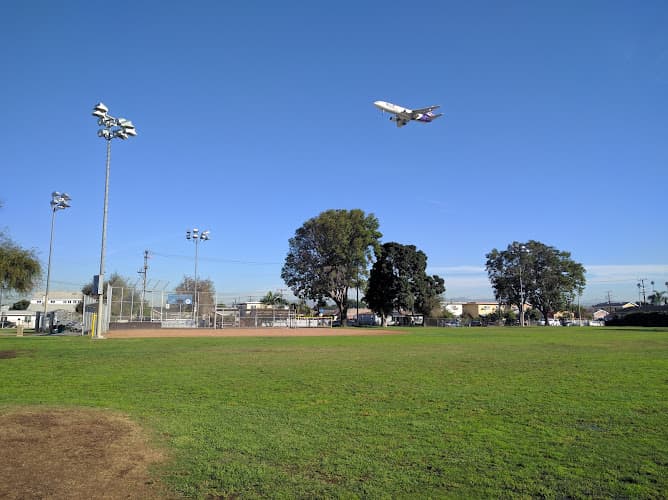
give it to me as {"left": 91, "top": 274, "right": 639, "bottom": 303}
{"left": 593, "top": 309, "right": 609, "bottom": 321}
{"left": 591, "top": 302, "right": 638, "bottom": 314}
{"left": 1, "top": 310, "right": 37, "bottom": 329}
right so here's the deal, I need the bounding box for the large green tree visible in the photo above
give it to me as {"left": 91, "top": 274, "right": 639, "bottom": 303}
{"left": 281, "top": 209, "right": 381, "bottom": 326}
{"left": 78, "top": 272, "right": 135, "bottom": 315}
{"left": 81, "top": 272, "right": 131, "bottom": 297}
{"left": 0, "top": 233, "right": 42, "bottom": 309}
{"left": 365, "top": 242, "right": 445, "bottom": 325}
{"left": 175, "top": 276, "right": 216, "bottom": 318}
{"left": 486, "top": 240, "right": 586, "bottom": 323}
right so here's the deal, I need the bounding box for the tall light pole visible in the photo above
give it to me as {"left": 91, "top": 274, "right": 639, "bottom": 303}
{"left": 43, "top": 192, "right": 71, "bottom": 333}
{"left": 186, "top": 228, "right": 210, "bottom": 327}
{"left": 92, "top": 102, "right": 137, "bottom": 338}
{"left": 519, "top": 262, "right": 525, "bottom": 327}
{"left": 515, "top": 243, "right": 529, "bottom": 327}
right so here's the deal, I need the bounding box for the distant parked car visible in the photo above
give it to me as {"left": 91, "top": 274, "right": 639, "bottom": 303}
{"left": 0, "top": 320, "right": 16, "bottom": 328}
{"left": 438, "top": 319, "right": 460, "bottom": 327}
{"left": 65, "top": 321, "right": 82, "bottom": 331}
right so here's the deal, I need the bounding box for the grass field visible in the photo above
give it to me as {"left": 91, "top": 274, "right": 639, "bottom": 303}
{"left": 1, "top": 327, "right": 667, "bottom": 498}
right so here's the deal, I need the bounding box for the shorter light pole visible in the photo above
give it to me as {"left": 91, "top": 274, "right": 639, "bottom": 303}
{"left": 186, "top": 228, "right": 210, "bottom": 327}
{"left": 43, "top": 192, "right": 71, "bottom": 332}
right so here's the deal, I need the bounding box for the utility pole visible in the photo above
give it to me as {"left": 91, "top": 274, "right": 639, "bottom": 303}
{"left": 637, "top": 279, "right": 647, "bottom": 306}
{"left": 606, "top": 291, "right": 613, "bottom": 313}
{"left": 138, "top": 250, "right": 149, "bottom": 320}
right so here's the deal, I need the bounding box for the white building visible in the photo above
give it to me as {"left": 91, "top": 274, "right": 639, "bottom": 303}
{"left": 444, "top": 303, "right": 463, "bottom": 317}
{"left": 1, "top": 310, "right": 37, "bottom": 329}
{"left": 29, "top": 291, "right": 83, "bottom": 313}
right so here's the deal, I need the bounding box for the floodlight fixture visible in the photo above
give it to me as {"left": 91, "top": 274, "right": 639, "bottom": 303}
{"left": 92, "top": 102, "right": 108, "bottom": 118}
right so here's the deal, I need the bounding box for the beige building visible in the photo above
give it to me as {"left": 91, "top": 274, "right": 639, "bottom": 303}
{"left": 462, "top": 301, "right": 500, "bottom": 318}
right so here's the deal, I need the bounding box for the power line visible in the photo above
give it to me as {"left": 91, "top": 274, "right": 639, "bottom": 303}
{"left": 150, "top": 251, "right": 281, "bottom": 266}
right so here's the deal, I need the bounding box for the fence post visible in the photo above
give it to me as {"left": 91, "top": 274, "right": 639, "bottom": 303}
{"left": 118, "top": 286, "right": 124, "bottom": 322}
{"left": 130, "top": 287, "right": 135, "bottom": 321}
{"left": 104, "top": 283, "right": 112, "bottom": 334}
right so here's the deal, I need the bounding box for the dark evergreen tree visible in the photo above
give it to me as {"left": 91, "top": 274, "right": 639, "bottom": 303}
{"left": 365, "top": 242, "right": 445, "bottom": 325}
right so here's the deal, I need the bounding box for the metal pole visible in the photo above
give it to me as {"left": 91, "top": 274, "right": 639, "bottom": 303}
{"left": 519, "top": 260, "right": 525, "bottom": 327}
{"left": 43, "top": 207, "right": 57, "bottom": 333}
{"left": 356, "top": 271, "right": 359, "bottom": 326}
{"left": 141, "top": 250, "right": 148, "bottom": 320}
{"left": 96, "top": 139, "right": 111, "bottom": 338}
{"left": 194, "top": 237, "right": 199, "bottom": 327}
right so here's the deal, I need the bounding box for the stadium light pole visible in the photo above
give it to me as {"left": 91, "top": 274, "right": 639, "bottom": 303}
{"left": 92, "top": 102, "right": 137, "bottom": 338}
{"left": 43, "top": 192, "right": 71, "bottom": 333}
{"left": 515, "top": 243, "right": 529, "bottom": 327}
{"left": 186, "top": 228, "right": 210, "bottom": 327}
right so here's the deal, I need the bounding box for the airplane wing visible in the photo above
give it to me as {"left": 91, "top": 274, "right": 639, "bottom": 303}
{"left": 411, "top": 105, "right": 440, "bottom": 115}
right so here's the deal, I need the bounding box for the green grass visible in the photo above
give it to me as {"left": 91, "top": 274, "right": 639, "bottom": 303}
{"left": 1, "top": 327, "right": 667, "bottom": 498}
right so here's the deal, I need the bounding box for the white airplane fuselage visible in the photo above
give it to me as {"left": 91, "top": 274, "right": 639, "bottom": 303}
{"left": 373, "top": 100, "right": 442, "bottom": 127}
{"left": 374, "top": 100, "right": 410, "bottom": 114}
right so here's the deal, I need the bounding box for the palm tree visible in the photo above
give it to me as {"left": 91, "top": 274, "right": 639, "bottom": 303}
{"left": 260, "top": 291, "right": 288, "bottom": 307}
{"left": 647, "top": 291, "right": 667, "bottom": 306}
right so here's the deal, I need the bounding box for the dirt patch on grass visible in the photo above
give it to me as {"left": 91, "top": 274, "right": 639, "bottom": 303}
{"left": 0, "top": 350, "right": 20, "bottom": 359}
{"left": 0, "top": 407, "right": 168, "bottom": 499}
{"left": 107, "top": 327, "right": 401, "bottom": 338}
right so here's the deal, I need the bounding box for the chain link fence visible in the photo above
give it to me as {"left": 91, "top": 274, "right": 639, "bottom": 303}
{"left": 101, "top": 286, "right": 333, "bottom": 331}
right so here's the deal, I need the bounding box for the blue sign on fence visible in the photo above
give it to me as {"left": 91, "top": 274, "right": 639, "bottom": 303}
{"left": 167, "top": 293, "right": 193, "bottom": 305}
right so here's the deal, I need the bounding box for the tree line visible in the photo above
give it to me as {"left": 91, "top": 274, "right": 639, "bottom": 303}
{"left": 282, "top": 209, "right": 589, "bottom": 326}
{"left": 0, "top": 200, "right": 599, "bottom": 326}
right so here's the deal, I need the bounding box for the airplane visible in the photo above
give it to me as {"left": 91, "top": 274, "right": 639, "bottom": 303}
{"left": 373, "top": 100, "right": 443, "bottom": 128}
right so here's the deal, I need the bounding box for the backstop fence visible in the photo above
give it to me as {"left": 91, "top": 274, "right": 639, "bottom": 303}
{"left": 87, "top": 286, "right": 333, "bottom": 333}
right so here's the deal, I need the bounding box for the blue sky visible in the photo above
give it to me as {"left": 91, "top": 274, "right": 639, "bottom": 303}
{"left": 1, "top": 1, "right": 667, "bottom": 306}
